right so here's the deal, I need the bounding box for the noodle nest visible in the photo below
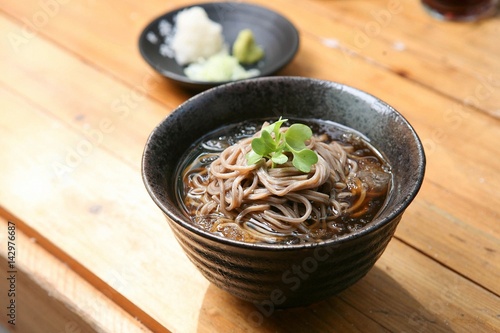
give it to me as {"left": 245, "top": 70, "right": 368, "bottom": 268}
{"left": 182, "top": 124, "right": 390, "bottom": 244}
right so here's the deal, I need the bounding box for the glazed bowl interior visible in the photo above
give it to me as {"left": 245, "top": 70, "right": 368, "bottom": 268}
{"left": 142, "top": 76, "right": 425, "bottom": 306}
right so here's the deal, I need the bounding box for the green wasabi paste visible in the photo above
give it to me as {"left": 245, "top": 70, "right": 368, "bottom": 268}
{"left": 232, "top": 29, "right": 264, "bottom": 64}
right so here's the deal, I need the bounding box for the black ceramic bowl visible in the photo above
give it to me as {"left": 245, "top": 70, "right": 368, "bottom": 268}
{"left": 138, "top": 2, "right": 299, "bottom": 90}
{"left": 142, "top": 77, "right": 426, "bottom": 307}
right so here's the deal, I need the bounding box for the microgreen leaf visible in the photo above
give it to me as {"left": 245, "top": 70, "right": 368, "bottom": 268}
{"left": 246, "top": 149, "right": 263, "bottom": 165}
{"left": 284, "top": 124, "right": 312, "bottom": 151}
{"left": 263, "top": 117, "right": 287, "bottom": 135}
{"left": 290, "top": 149, "right": 318, "bottom": 173}
{"left": 246, "top": 118, "right": 318, "bottom": 173}
{"left": 283, "top": 123, "right": 317, "bottom": 172}
{"left": 251, "top": 132, "right": 273, "bottom": 156}
{"left": 261, "top": 130, "right": 278, "bottom": 152}
{"left": 271, "top": 152, "right": 288, "bottom": 165}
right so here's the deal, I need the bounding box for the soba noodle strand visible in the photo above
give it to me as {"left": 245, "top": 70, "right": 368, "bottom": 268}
{"left": 182, "top": 123, "right": 390, "bottom": 244}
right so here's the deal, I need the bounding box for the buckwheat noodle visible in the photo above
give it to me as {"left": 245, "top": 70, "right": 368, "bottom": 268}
{"left": 181, "top": 122, "right": 391, "bottom": 244}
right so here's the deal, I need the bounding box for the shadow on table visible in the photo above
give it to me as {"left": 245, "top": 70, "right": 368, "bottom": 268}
{"left": 196, "top": 265, "right": 453, "bottom": 333}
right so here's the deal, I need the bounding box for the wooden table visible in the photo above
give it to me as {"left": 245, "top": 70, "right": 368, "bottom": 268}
{"left": 1, "top": 0, "right": 499, "bottom": 332}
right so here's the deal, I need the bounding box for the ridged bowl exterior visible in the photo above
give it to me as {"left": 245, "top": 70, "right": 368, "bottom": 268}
{"left": 142, "top": 77, "right": 425, "bottom": 307}
{"left": 167, "top": 213, "right": 402, "bottom": 307}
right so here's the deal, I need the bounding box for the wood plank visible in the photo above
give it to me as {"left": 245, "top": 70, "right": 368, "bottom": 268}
{"left": 1, "top": 4, "right": 499, "bottom": 296}
{"left": 398, "top": 195, "right": 500, "bottom": 295}
{"left": 258, "top": 0, "right": 500, "bottom": 116}
{"left": 3, "top": 0, "right": 499, "bottom": 115}
{"left": 0, "top": 56, "right": 498, "bottom": 333}
{"left": 0, "top": 87, "right": 205, "bottom": 332}
{"left": 2, "top": 12, "right": 500, "bottom": 202}
{"left": 0, "top": 217, "right": 151, "bottom": 333}
{"left": 1, "top": 0, "right": 194, "bottom": 107}
{"left": 0, "top": 21, "right": 168, "bottom": 170}
{"left": 340, "top": 239, "right": 500, "bottom": 333}
{"left": 1, "top": 1, "right": 499, "bottom": 331}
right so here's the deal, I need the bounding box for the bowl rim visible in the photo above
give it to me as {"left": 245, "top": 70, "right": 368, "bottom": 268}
{"left": 142, "top": 76, "right": 426, "bottom": 250}
{"left": 138, "top": 1, "right": 300, "bottom": 89}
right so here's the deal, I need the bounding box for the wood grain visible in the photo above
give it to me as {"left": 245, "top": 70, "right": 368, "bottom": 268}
{"left": 0, "top": 0, "right": 499, "bottom": 332}
{"left": 0, "top": 216, "right": 151, "bottom": 333}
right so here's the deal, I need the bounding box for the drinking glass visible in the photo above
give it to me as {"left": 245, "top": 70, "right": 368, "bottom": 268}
{"left": 421, "top": 0, "right": 498, "bottom": 21}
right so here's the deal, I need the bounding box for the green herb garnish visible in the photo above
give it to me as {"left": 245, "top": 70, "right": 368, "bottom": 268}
{"left": 246, "top": 118, "right": 318, "bottom": 173}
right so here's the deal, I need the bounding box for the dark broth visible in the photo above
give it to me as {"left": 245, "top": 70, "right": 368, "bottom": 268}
{"left": 175, "top": 119, "right": 392, "bottom": 244}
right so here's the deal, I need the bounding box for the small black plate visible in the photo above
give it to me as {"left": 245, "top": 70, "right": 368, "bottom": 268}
{"left": 138, "top": 2, "right": 300, "bottom": 90}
